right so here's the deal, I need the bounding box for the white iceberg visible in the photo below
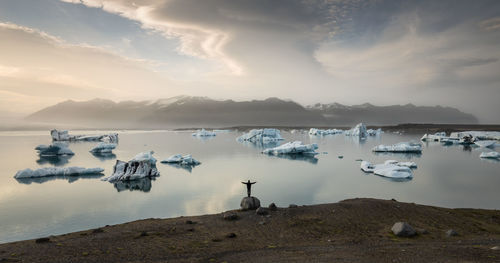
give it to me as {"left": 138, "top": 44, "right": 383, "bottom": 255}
{"left": 161, "top": 154, "right": 201, "bottom": 166}
{"left": 479, "top": 151, "right": 500, "bottom": 159}
{"left": 14, "top": 167, "right": 104, "bottom": 179}
{"left": 51, "top": 129, "right": 118, "bottom": 143}
{"left": 308, "top": 128, "right": 343, "bottom": 136}
{"left": 90, "top": 142, "right": 117, "bottom": 153}
{"left": 237, "top": 128, "right": 284, "bottom": 143}
{"left": 35, "top": 142, "right": 74, "bottom": 156}
{"left": 474, "top": 140, "right": 497, "bottom": 148}
{"left": 372, "top": 142, "right": 422, "bottom": 153}
{"left": 450, "top": 131, "right": 500, "bottom": 141}
{"left": 103, "top": 151, "right": 159, "bottom": 182}
{"left": 360, "top": 161, "right": 413, "bottom": 179}
{"left": 366, "top": 128, "right": 382, "bottom": 136}
{"left": 344, "top": 123, "right": 367, "bottom": 137}
{"left": 192, "top": 129, "right": 216, "bottom": 137}
{"left": 440, "top": 137, "right": 459, "bottom": 145}
{"left": 262, "top": 141, "right": 318, "bottom": 155}
{"left": 384, "top": 160, "right": 417, "bottom": 168}
{"left": 421, "top": 132, "right": 447, "bottom": 142}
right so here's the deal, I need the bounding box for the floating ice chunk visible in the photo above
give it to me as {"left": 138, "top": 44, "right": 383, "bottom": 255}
{"left": 384, "top": 160, "right": 417, "bottom": 168}
{"left": 14, "top": 167, "right": 104, "bottom": 179}
{"left": 192, "top": 129, "right": 216, "bottom": 137}
{"left": 90, "top": 142, "right": 116, "bottom": 153}
{"left": 360, "top": 161, "right": 413, "bottom": 178}
{"left": 450, "top": 131, "right": 500, "bottom": 141}
{"left": 35, "top": 142, "right": 74, "bottom": 156}
{"left": 51, "top": 129, "right": 118, "bottom": 143}
{"left": 262, "top": 141, "right": 318, "bottom": 155}
{"left": 479, "top": 151, "right": 500, "bottom": 159}
{"left": 440, "top": 137, "right": 459, "bottom": 145}
{"left": 474, "top": 140, "right": 497, "bottom": 148}
{"left": 344, "top": 123, "right": 367, "bottom": 137}
{"left": 421, "top": 132, "right": 447, "bottom": 142}
{"left": 366, "top": 128, "right": 382, "bottom": 136}
{"left": 161, "top": 154, "right": 201, "bottom": 166}
{"left": 372, "top": 142, "right": 422, "bottom": 153}
{"left": 237, "top": 128, "right": 284, "bottom": 143}
{"left": 308, "top": 128, "right": 343, "bottom": 136}
{"left": 103, "top": 151, "right": 159, "bottom": 182}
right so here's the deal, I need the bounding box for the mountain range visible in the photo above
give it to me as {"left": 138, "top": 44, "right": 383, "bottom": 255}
{"left": 26, "top": 96, "right": 478, "bottom": 128}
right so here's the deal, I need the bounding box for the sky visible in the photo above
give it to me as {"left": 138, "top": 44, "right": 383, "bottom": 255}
{"left": 0, "top": 0, "right": 499, "bottom": 123}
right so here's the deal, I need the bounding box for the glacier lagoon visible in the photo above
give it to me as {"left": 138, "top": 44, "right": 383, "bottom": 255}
{"left": 0, "top": 129, "right": 499, "bottom": 243}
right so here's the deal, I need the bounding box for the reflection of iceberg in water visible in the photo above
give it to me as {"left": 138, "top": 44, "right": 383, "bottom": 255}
{"left": 268, "top": 153, "right": 318, "bottom": 164}
{"left": 372, "top": 151, "right": 422, "bottom": 159}
{"left": 36, "top": 155, "right": 72, "bottom": 166}
{"left": 164, "top": 163, "right": 195, "bottom": 173}
{"left": 113, "top": 178, "right": 153, "bottom": 192}
{"left": 238, "top": 140, "right": 281, "bottom": 149}
{"left": 91, "top": 152, "right": 117, "bottom": 161}
{"left": 16, "top": 173, "right": 104, "bottom": 184}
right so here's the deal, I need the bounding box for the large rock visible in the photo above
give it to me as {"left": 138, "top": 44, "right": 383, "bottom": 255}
{"left": 240, "top": 196, "right": 261, "bottom": 210}
{"left": 391, "top": 222, "right": 416, "bottom": 237}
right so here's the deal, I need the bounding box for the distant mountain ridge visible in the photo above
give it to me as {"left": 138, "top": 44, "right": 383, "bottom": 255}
{"left": 26, "top": 96, "right": 478, "bottom": 128}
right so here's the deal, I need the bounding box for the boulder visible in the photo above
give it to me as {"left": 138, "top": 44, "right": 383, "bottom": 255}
{"left": 391, "top": 222, "right": 416, "bottom": 237}
{"left": 223, "top": 212, "right": 239, "bottom": 221}
{"left": 240, "top": 196, "right": 261, "bottom": 210}
{"left": 256, "top": 207, "right": 268, "bottom": 215}
{"left": 268, "top": 203, "right": 278, "bottom": 211}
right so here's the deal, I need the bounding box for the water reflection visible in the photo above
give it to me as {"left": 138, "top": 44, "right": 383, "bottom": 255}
{"left": 91, "top": 152, "right": 117, "bottom": 161}
{"left": 372, "top": 151, "right": 422, "bottom": 159}
{"left": 15, "top": 173, "right": 104, "bottom": 184}
{"left": 113, "top": 178, "right": 153, "bottom": 192}
{"left": 163, "top": 163, "right": 198, "bottom": 173}
{"left": 36, "top": 155, "right": 72, "bottom": 166}
{"left": 266, "top": 153, "right": 319, "bottom": 164}
{"left": 237, "top": 140, "right": 281, "bottom": 149}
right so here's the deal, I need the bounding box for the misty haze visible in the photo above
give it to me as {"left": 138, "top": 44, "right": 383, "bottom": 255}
{"left": 1, "top": 1, "right": 500, "bottom": 262}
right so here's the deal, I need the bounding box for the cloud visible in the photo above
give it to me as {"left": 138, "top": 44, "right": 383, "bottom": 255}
{"left": 479, "top": 17, "right": 500, "bottom": 31}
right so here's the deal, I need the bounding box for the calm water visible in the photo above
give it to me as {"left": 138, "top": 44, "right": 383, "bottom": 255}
{"left": 0, "top": 130, "right": 499, "bottom": 243}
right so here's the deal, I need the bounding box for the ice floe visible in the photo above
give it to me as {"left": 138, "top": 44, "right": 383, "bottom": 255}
{"left": 161, "top": 154, "right": 201, "bottom": 166}
{"left": 372, "top": 142, "right": 422, "bottom": 153}
{"left": 103, "top": 151, "right": 159, "bottom": 182}
{"left": 237, "top": 128, "right": 284, "bottom": 143}
{"left": 421, "top": 132, "right": 447, "bottom": 142}
{"left": 14, "top": 167, "right": 104, "bottom": 179}
{"left": 366, "top": 128, "right": 382, "bottom": 136}
{"left": 90, "top": 142, "right": 116, "bottom": 153}
{"left": 51, "top": 129, "right": 118, "bottom": 143}
{"left": 474, "top": 140, "right": 497, "bottom": 148}
{"left": 360, "top": 161, "right": 414, "bottom": 179}
{"left": 451, "top": 131, "right": 500, "bottom": 141}
{"left": 262, "top": 141, "right": 318, "bottom": 155}
{"left": 192, "top": 129, "right": 216, "bottom": 137}
{"left": 308, "top": 128, "right": 343, "bottom": 136}
{"left": 36, "top": 142, "right": 74, "bottom": 156}
{"left": 479, "top": 151, "right": 500, "bottom": 159}
{"left": 344, "top": 123, "right": 368, "bottom": 137}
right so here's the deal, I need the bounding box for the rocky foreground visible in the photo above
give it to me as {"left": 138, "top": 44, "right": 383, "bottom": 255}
{"left": 1, "top": 198, "right": 500, "bottom": 262}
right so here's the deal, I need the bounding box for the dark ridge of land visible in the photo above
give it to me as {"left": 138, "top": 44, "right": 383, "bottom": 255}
{"left": 1, "top": 198, "right": 499, "bottom": 263}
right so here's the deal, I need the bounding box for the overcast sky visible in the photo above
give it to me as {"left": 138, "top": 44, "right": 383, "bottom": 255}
{"left": 0, "top": 0, "right": 499, "bottom": 122}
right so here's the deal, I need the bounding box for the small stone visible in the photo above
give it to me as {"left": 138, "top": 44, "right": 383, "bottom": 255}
{"left": 491, "top": 246, "right": 499, "bottom": 250}
{"left": 391, "top": 222, "right": 416, "bottom": 237}
{"left": 391, "top": 198, "right": 397, "bottom": 202}
{"left": 416, "top": 228, "right": 428, "bottom": 235}
{"left": 338, "top": 156, "right": 343, "bottom": 159}
{"left": 35, "top": 237, "right": 50, "bottom": 243}
{"left": 289, "top": 204, "right": 298, "bottom": 208}
{"left": 92, "top": 228, "right": 104, "bottom": 234}
{"left": 446, "top": 229, "right": 459, "bottom": 237}
{"left": 211, "top": 238, "right": 222, "bottom": 242}
{"left": 226, "top": 233, "right": 237, "bottom": 238}
{"left": 186, "top": 228, "right": 194, "bottom": 232}
{"left": 268, "top": 203, "right": 277, "bottom": 211}
{"left": 223, "top": 212, "right": 239, "bottom": 221}
{"left": 185, "top": 220, "right": 196, "bottom": 225}
{"left": 140, "top": 231, "right": 148, "bottom": 237}
{"left": 259, "top": 221, "right": 266, "bottom": 225}
{"left": 256, "top": 207, "right": 269, "bottom": 215}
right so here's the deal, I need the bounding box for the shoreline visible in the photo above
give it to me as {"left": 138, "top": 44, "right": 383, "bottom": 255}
{"left": 2, "top": 198, "right": 499, "bottom": 262}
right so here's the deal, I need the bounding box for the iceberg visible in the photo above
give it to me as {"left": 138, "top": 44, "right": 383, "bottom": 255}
{"left": 192, "top": 129, "right": 216, "bottom": 137}
{"left": 366, "top": 128, "right": 382, "bottom": 136}
{"left": 372, "top": 142, "right": 422, "bottom": 153}
{"left": 383, "top": 160, "right": 417, "bottom": 168}
{"left": 103, "top": 151, "right": 159, "bottom": 182}
{"left": 237, "top": 128, "right": 284, "bottom": 143}
{"left": 474, "top": 140, "right": 497, "bottom": 148}
{"left": 161, "top": 154, "right": 201, "bottom": 166}
{"left": 360, "top": 161, "right": 414, "bottom": 179}
{"left": 35, "top": 142, "right": 74, "bottom": 156}
{"left": 344, "top": 123, "right": 368, "bottom": 137}
{"left": 14, "top": 167, "right": 104, "bottom": 179}
{"left": 479, "top": 151, "right": 500, "bottom": 159}
{"left": 51, "top": 129, "right": 118, "bottom": 143}
{"left": 421, "top": 132, "right": 447, "bottom": 142}
{"left": 308, "top": 128, "right": 343, "bottom": 136}
{"left": 450, "top": 131, "right": 500, "bottom": 141}
{"left": 262, "top": 141, "right": 318, "bottom": 155}
{"left": 90, "top": 142, "right": 117, "bottom": 153}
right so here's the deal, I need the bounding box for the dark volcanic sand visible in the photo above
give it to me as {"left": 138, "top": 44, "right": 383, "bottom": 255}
{"left": 1, "top": 198, "right": 500, "bottom": 262}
